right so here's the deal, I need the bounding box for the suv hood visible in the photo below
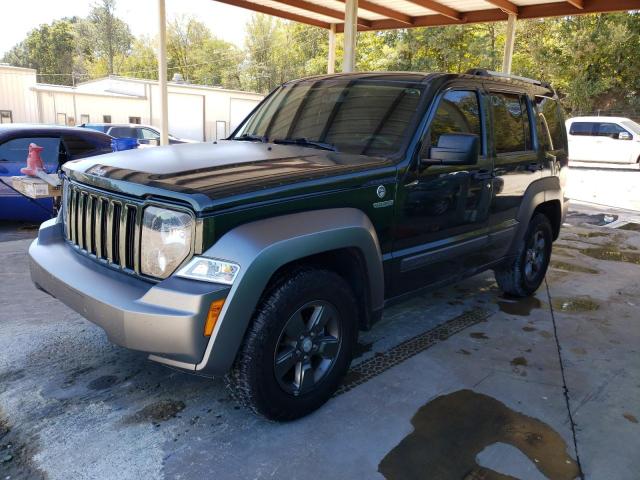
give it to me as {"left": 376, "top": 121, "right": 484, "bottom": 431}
{"left": 64, "top": 140, "right": 395, "bottom": 208}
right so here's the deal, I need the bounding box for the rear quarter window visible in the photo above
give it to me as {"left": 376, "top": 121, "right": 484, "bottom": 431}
{"left": 535, "top": 96, "right": 565, "bottom": 151}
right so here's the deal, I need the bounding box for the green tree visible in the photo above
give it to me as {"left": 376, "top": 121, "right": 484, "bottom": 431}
{"left": 80, "top": 0, "right": 133, "bottom": 75}
{"left": 2, "top": 19, "right": 77, "bottom": 85}
{"left": 166, "top": 16, "right": 244, "bottom": 88}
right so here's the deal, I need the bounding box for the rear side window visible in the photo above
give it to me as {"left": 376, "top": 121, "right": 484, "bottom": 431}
{"left": 569, "top": 122, "right": 595, "bottom": 136}
{"left": 490, "top": 92, "right": 532, "bottom": 154}
{"left": 535, "top": 96, "right": 564, "bottom": 150}
{"left": 428, "top": 90, "right": 482, "bottom": 149}
{"left": 109, "top": 127, "right": 137, "bottom": 138}
{"left": 63, "top": 135, "right": 100, "bottom": 158}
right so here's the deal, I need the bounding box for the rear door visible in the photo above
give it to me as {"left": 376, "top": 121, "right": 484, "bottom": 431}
{"left": 486, "top": 90, "right": 539, "bottom": 257}
{"left": 566, "top": 121, "right": 597, "bottom": 161}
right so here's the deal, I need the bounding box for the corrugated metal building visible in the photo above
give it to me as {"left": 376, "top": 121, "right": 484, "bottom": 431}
{"left": 0, "top": 65, "right": 263, "bottom": 141}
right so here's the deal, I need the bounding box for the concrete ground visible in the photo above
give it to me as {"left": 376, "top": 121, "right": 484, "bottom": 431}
{"left": 1, "top": 202, "right": 639, "bottom": 478}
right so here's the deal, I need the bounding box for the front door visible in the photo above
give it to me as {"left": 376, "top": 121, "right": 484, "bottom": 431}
{"left": 593, "top": 122, "right": 633, "bottom": 163}
{"left": 392, "top": 88, "right": 493, "bottom": 296}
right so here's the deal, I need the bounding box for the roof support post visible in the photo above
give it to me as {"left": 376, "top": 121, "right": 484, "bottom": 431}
{"left": 157, "top": 0, "right": 169, "bottom": 146}
{"left": 328, "top": 23, "right": 336, "bottom": 74}
{"left": 343, "top": 0, "right": 358, "bottom": 73}
{"left": 502, "top": 13, "right": 517, "bottom": 74}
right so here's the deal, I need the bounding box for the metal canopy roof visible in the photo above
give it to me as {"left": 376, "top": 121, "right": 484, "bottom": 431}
{"left": 213, "top": 0, "right": 639, "bottom": 31}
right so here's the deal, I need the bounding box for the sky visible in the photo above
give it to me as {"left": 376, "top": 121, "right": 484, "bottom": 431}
{"left": 0, "top": 0, "right": 253, "bottom": 56}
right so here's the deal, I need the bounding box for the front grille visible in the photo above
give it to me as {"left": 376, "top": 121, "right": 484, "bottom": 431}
{"left": 64, "top": 182, "right": 141, "bottom": 272}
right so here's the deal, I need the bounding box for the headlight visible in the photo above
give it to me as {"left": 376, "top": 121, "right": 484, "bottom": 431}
{"left": 141, "top": 206, "right": 193, "bottom": 278}
{"left": 176, "top": 257, "right": 240, "bottom": 285}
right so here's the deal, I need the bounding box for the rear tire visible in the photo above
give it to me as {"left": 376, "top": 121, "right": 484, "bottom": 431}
{"left": 225, "top": 268, "right": 357, "bottom": 421}
{"left": 494, "top": 213, "right": 553, "bottom": 297}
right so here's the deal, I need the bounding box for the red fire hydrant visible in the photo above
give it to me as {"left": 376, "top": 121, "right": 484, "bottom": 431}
{"left": 20, "top": 143, "right": 46, "bottom": 176}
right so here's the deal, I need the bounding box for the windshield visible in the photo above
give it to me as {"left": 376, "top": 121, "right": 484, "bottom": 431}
{"left": 621, "top": 120, "right": 640, "bottom": 135}
{"left": 233, "top": 78, "right": 426, "bottom": 157}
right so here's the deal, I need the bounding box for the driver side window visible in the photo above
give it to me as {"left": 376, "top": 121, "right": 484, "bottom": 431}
{"left": 427, "top": 90, "right": 482, "bottom": 150}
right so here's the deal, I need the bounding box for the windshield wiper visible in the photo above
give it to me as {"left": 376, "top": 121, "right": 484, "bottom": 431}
{"left": 272, "top": 137, "right": 337, "bottom": 152}
{"left": 233, "top": 133, "right": 268, "bottom": 143}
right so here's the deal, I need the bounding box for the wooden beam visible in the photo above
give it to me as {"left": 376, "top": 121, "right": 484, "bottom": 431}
{"left": 213, "top": 0, "right": 330, "bottom": 29}
{"left": 484, "top": 0, "right": 519, "bottom": 16}
{"left": 333, "top": 0, "right": 639, "bottom": 32}
{"left": 405, "top": 0, "right": 462, "bottom": 21}
{"left": 270, "top": 0, "right": 371, "bottom": 28}
{"left": 566, "top": 0, "right": 585, "bottom": 8}
{"left": 335, "top": 0, "right": 414, "bottom": 26}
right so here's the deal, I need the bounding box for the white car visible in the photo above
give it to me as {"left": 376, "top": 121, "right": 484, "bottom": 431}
{"left": 566, "top": 116, "right": 640, "bottom": 165}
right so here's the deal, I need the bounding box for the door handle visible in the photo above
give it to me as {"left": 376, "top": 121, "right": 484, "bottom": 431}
{"left": 526, "top": 162, "right": 542, "bottom": 172}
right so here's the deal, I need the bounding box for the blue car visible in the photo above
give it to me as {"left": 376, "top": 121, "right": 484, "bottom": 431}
{"left": 0, "top": 124, "right": 112, "bottom": 222}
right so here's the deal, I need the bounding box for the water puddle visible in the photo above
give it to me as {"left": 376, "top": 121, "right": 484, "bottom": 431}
{"left": 565, "top": 212, "right": 617, "bottom": 226}
{"left": 510, "top": 356, "right": 528, "bottom": 367}
{"left": 378, "top": 390, "right": 579, "bottom": 480}
{"left": 550, "top": 261, "right": 599, "bottom": 274}
{"left": 576, "top": 231, "right": 609, "bottom": 238}
{"left": 127, "top": 399, "right": 185, "bottom": 424}
{"left": 623, "top": 413, "right": 638, "bottom": 424}
{"left": 470, "top": 332, "right": 489, "bottom": 340}
{"left": 498, "top": 296, "right": 542, "bottom": 316}
{"left": 579, "top": 247, "right": 640, "bottom": 265}
{"left": 87, "top": 375, "right": 119, "bottom": 391}
{"left": 552, "top": 297, "right": 600, "bottom": 313}
{"left": 618, "top": 222, "right": 640, "bottom": 232}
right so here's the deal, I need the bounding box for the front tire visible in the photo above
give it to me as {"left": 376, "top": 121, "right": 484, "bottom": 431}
{"left": 225, "top": 268, "right": 357, "bottom": 421}
{"left": 494, "top": 213, "right": 553, "bottom": 297}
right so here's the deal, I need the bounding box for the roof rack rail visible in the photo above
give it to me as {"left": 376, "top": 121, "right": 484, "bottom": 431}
{"left": 465, "top": 68, "right": 550, "bottom": 88}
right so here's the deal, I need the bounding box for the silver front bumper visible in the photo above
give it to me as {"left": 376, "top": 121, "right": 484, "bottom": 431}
{"left": 29, "top": 219, "right": 230, "bottom": 368}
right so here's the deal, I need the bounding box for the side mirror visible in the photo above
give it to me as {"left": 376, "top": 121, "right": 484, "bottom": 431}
{"left": 618, "top": 131, "right": 632, "bottom": 141}
{"left": 423, "top": 133, "right": 479, "bottom": 166}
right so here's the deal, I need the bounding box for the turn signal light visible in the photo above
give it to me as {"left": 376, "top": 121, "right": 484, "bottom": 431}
{"left": 204, "top": 299, "right": 226, "bottom": 337}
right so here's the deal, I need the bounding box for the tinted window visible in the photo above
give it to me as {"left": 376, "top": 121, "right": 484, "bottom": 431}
{"left": 0, "top": 137, "right": 61, "bottom": 167}
{"left": 491, "top": 92, "right": 531, "bottom": 154}
{"left": 569, "top": 122, "right": 595, "bottom": 136}
{"left": 109, "top": 127, "right": 137, "bottom": 138}
{"left": 63, "top": 135, "right": 99, "bottom": 158}
{"left": 595, "top": 122, "right": 628, "bottom": 137}
{"left": 428, "top": 90, "right": 481, "bottom": 149}
{"left": 535, "top": 96, "right": 564, "bottom": 150}
{"left": 235, "top": 79, "right": 425, "bottom": 157}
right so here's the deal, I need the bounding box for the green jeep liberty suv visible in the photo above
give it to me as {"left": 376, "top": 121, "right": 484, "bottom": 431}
{"left": 30, "top": 70, "right": 568, "bottom": 420}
